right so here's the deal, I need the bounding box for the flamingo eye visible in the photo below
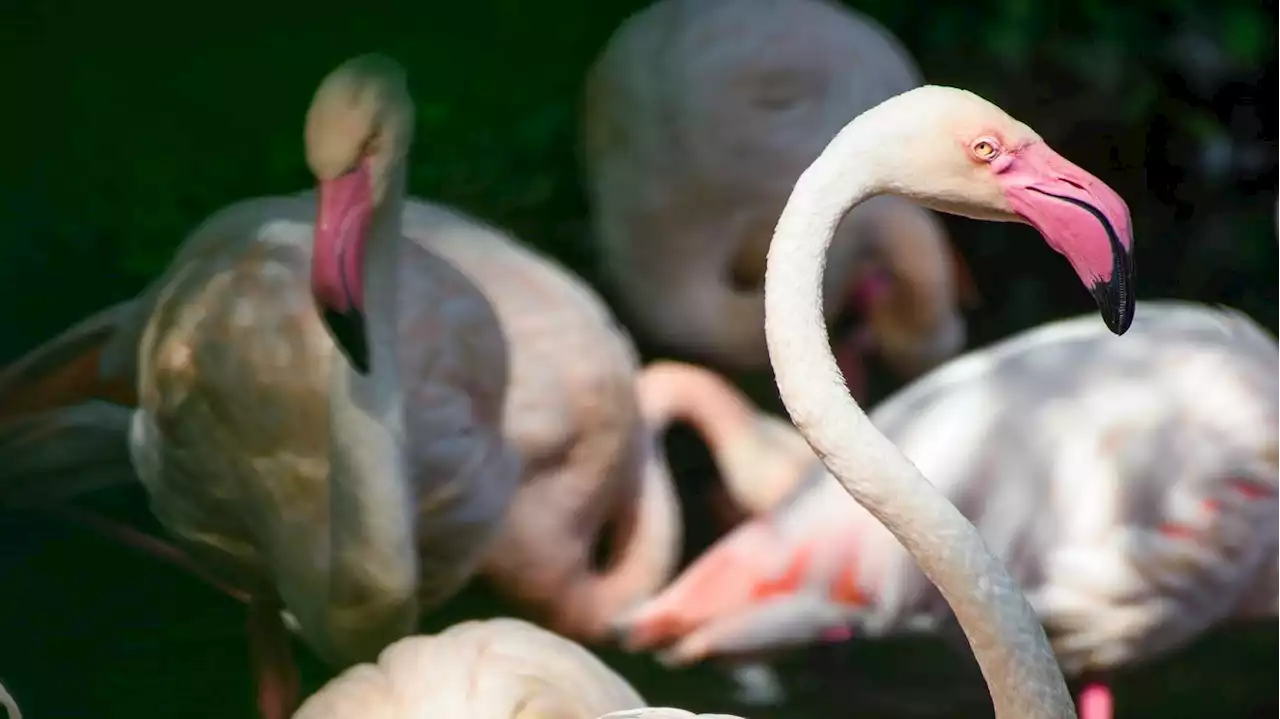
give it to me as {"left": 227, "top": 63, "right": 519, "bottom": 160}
{"left": 971, "top": 138, "right": 1000, "bottom": 162}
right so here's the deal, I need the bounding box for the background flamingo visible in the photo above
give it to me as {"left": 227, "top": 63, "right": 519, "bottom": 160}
{"left": 599, "top": 706, "right": 747, "bottom": 711}
{"left": 293, "top": 617, "right": 757, "bottom": 719}
{"left": 621, "top": 302, "right": 1278, "bottom": 719}
{"left": 379, "top": 199, "right": 686, "bottom": 644}
{"left": 1, "top": 49, "right": 695, "bottom": 693}
{"left": 0, "top": 201, "right": 686, "bottom": 648}
{"left": 582, "top": 0, "right": 976, "bottom": 398}
{"left": 128, "top": 55, "right": 524, "bottom": 719}
{"left": 636, "top": 360, "right": 817, "bottom": 529}
{"left": 291, "top": 618, "right": 647, "bottom": 719}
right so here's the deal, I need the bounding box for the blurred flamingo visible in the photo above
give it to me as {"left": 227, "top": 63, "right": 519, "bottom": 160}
{"left": 583, "top": 0, "right": 978, "bottom": 398}
{"left": 0, "top": 210, "right": 686, "bottom": 651}
{"left": 126, "top": 55, "right": 522, "bottom": 719}
{"left": 620, "top": 303, "right": 1276, "bottom": 719}
{"left": 293, "top": 617, "right": 754, "bottom": 719}
{"left": 0, "top": 53, "right": 694, "bottom": 717}
{"left": 291, "top": 618, "right": 647, "bottom": 719}
{"left": 601, "top": 706, "right": 747, "bottom": 711}
{"left": 636, "top": 360, "right": 816, "bottom": 529}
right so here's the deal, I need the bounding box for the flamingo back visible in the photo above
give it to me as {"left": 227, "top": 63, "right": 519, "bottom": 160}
{"left": 620, "top": 302, "right": 1278, "bottom": 672}
{"left": 867, "top": 301, "right": 1279, "bottom": 673}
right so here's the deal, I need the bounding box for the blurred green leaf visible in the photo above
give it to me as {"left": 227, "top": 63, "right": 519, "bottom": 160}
{"left": 1219, "top": 5, "right": 1268, "bottom": 63}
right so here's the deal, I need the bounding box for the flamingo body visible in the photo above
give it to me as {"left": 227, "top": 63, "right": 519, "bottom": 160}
{"left": 622, "top": 303, "right": 1279, "bottom": 715}
{"left": 583, "top": 0, "right": 970, "bottom": 388}
{"left": 390, "top": 199, "right": 683, "bottom": 641}
{"left": 131, "top": 193, "right": 521, "bottom": 665}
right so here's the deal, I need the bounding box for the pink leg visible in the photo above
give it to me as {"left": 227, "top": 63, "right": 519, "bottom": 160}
{"left": 248, "top": 595, "right": 300, "bottom": 719}
{"left": 1077, "top": 681, "right": 1114, "bottom": 719}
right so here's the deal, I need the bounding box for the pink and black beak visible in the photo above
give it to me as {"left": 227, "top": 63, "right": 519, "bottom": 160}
{"left": 311, "top": 162, "right": 375, "bottom": 374}
{"left": 1000, "top": 142, "right": 1136, "bottom": 335}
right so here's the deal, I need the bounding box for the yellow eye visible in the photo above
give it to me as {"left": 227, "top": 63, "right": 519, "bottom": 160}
{"left": 972, "top": 139, "right": 999, "bottom": 161}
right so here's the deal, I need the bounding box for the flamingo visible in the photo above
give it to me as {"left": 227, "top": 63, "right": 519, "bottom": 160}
{"left": 620, "top": 302, "right": 1277, "bottom": 718}
{"left": 3, "top": 55, "right": 528, "bottom": 719}
{"left": 292, "top": 617, "right": 755, "bottom": 719}
{"left": 1, "top": 51, "right": 690, "bottom": 695}
{"left": 135, "top": 54, "right": 528, "bottom": 719}
{"left": 349, "top": 199, "right": 685, "bottom": 644}
{"left": 689, "top": 82, "right": 1132, "bottom": 719}
{"left": 583, "top": 0, "right": 977, "bottom": 397}
{"left": 757, "top": 83, "right": 1135, "bottom": 719}
{"left": 636, "top": 360, "right": 817, "bottom": 526}
{"left": 601, "top": 706, "right": 747, "bottom": 711}
{"left": 291, "top": 618, "right": 647, "bottom": 719}
{"left": 0, "top": 208, "right": 684, "bottom": 649}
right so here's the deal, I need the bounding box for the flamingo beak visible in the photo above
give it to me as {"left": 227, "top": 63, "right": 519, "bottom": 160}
{"left": 312, "top": 162, "right": 375, "bottom": 374}
{"left": 1000, "top": 142, "right": 1135, "bottom": 335}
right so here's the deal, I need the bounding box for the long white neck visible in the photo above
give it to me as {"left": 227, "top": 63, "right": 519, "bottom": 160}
{"left": 290, "top": 176, "right": 420, "bottom": 666}
{"left": 763, "top": 113, "right": 1076, "bottom": 719}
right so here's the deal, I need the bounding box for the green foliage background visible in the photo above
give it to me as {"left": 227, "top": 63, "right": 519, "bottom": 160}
{"left": 0, "top": 0, "right": 1275, "bottom": 717}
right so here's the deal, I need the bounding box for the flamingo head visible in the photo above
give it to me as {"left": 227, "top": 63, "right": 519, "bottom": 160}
{"left": 616, "top": 516, "right": 873, "bottom": 666}
{"left": 850, "top": 86, "right": 1135, "bottom": 335}
{"left": 304, "top": 53, "right": 415, "bottom": 374}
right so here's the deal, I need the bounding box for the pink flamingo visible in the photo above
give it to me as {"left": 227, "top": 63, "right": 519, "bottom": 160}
{"left": 729, "top": 81, "right": 1135, "bottom": 719}
{"left": 619, "top": 303, "right": 1276, "bottom": 719}
{"left": 1, "top": 53, "right": 693, "bottom": 718}
{"left": 583, "top": 0, "right": 978, "bottom": 398}
{"left": 292, "top": 618, "right": 647, "bottom": 719}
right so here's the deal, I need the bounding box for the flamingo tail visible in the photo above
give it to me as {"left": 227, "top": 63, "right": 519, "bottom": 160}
{"left": 0, "top": 401, "right": 137, "bottom": 506}
{"left": 0, "top": 301, "right": 139, "bottom": 423}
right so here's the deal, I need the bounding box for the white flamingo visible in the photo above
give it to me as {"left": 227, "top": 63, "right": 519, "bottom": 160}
{"left": 0, "top": 53, "right": 695, "bottom": 718}
{"left": 583, "top": 0, "right": 976, "bottom": 396}
{"left": 291, "top": 618, "right": 645, "bottom": 719}
{"left": 621, "top": 302, "right": 1277, "bottom": 719}
{"left": 132, "top": 56, "right": 521, "bottom": 719}
{"left": 753, "top": 84, "right": 1134, "bottom": 718}
{"left": 293, "top": 617, "right": 750, "bottom": 719}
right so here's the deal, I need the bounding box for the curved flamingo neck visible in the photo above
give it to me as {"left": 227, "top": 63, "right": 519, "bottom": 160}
{"left": 762, "top": 108, "right": 1076, "bottom": 718}
{"left": 636, "top": 361, "right": 757, "bottom": 453}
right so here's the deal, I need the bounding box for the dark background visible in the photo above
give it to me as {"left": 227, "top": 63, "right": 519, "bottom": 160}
{"left": 0, "top": 0, "right": 1275, "bottom": 717}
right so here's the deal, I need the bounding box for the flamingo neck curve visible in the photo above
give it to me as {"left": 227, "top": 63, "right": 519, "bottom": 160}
{"left": 762, "top": 101, "right": 1076, "bottom": 718}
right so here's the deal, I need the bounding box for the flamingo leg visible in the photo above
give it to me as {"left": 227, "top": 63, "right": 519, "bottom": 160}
{"left": 247, "top": 595, "right": 300, "bottom": 719}
{"left": 1077, "top": 680, "right": 1114, "bottom": 719}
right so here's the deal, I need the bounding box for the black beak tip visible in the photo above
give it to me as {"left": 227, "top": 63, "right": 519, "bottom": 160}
{"left": 322, "top": 308, "right": 371, "bottom": 375}
{"left": 1091, "top": 260, "right": 1135, "bottom": 337}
